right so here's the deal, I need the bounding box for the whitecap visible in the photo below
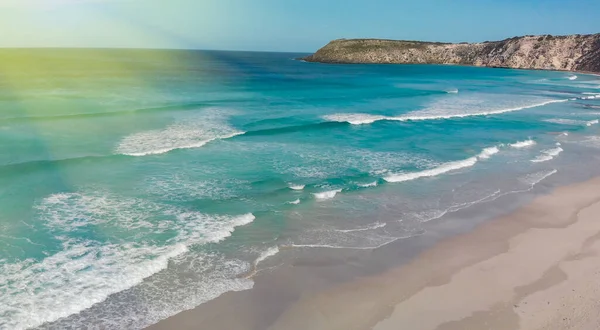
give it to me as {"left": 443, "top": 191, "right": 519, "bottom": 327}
{"left": 324, "top": 98, "right": 568, "bottom": 125}
{"left": 586, "top": 119, "right": 599, "bottom": 127}
{"left": 531, "top": 147, "right": 563, "bottom": 163}
{"left": 478, "top": 146, "right": 499, "bottom": 159}
{"left": 384, "top": 157, "right": 478, "bottom": 183}
{"left": 116, "top": 109, "right": 244, "bottom": 156}
{"left": 568, "top": 75, "right": 578, "bottom": 80}
{"left": 288, "top": 184, "right": 305, "bottom": 191}
{"left": 358, "top": 181, "right": 378, "bottom": 188}
{"left": 287, "top": 199, "right": 301, "bottom": 205}
{"left": 384, "top": 145, "right": 499, "bottom": 183}
{"left": 323, "top": 113, "right": 386, "bottom": 125}
{"left": 510, "top": 139, "right": 536, "bottom": 148}
{"left": 313, "top": 189, "right": 342, "bottom": 201}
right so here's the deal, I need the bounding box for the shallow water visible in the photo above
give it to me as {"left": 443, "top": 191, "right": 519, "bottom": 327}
{"left": 1, "top": 49, "right": 599, "bottom": 329}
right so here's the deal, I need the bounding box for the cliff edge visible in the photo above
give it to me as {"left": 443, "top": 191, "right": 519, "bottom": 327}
{"left": 303, "top": 34, "right": 600, "bottom": 73}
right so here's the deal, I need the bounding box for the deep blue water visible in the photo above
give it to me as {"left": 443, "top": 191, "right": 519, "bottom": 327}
{"left": 1, "top": 49, "right": 599, "bottom": 329}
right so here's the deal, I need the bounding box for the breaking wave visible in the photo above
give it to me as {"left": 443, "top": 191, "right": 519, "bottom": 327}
{"left": 1, "top": 192, "right": 255, "bottom": 330}
{"left": 116, "top": 109, "right": 244, "bottom": 156}
{"left": 324, "top": 98, "right": 568, "bottom": 125}
{"left": 531, "top": 147, "right": 563, "bottom": 163}
{"left": 510, "top": 139, "right": 536, "bottom": 148}
{"left": 384, "top": 146, "right": 499, "bottom": 183}
{"left": 313, "top": 189, "right": 342, "bottom": 201}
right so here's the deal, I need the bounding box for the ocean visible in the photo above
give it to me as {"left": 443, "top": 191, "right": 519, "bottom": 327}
{"left": 1, "top": 49, "right": 599, "bottom": 329}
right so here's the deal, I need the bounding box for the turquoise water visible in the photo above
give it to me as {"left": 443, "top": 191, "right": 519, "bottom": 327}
{"left": 1, "top": 49, "right": 599, "bottom": 329}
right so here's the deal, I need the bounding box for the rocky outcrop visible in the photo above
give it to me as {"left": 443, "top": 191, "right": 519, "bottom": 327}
{"left": 304, "top": 34, "right": 600, "bottom": 73}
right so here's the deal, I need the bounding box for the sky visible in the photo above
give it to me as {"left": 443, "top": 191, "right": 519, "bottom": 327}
{"left": 1, "top": 0, "right": 599, "bottom": 52}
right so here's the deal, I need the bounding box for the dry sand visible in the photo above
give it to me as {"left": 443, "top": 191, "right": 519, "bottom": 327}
{"left": 264, "top": 177, "right": 600, "bottom": 330}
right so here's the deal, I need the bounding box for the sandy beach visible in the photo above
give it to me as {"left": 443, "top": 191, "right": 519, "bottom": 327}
{"left": 150, "top": 176, "right": 600, "bottom": 330}
{"left": 267, "top": 177, "right": 600, "bottom": 330}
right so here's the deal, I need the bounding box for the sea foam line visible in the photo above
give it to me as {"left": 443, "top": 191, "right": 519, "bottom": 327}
{"left": 324, "top": 99, "right": 568, "bottom": 125}
{"left": 119, "top": 132, "right": 244, "bottom": 157}
{"left": 336, "top": 222, "right": 387, "bottom": 233}
{"left": 384, "top": 146, "right": 498, "bottom": 183}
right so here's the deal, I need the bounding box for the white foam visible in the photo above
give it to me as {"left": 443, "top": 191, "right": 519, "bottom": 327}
{"left": 510, "top": 139, "right": 536, "bottom": 148}
{"left": 289, "top": 239, "right": 399, "bottom": 250}
{"left": 544, "top": 118, "right": 587, "bottom": 126}
{"left": 287, "top": 199, "right": 301, "bottom": 205}
{"left": 313, "top": 189, "right": 342, "bottom": 201}
{"left": 384, "top": 145, "right": 501, "bottom": 183}
{"left": 323, "top": 113, "right": 386, "bottom": 125}
{"left": 336, "top": 222, "right": 387, "bottom": 233}
{"left": 253, "top": 246, "right": 280, "bottom": 268}
{"left": 478, "top": 146, "right": 499, "bottom": 159}
{"left": 568, "top": 75, "right": 578, "bottom": 80}
{"left": 418, "top": 189, "right": 502, "bottom": 223}
{"left": 288, "top": 184, "right": 305, "bottom": 191}
{"left": 521, "top": 169, "right": 558, "bottom": 186}
{"left": 116, "top": 109, "right": 244, "bottom": 156}
{"left": 531, "top": 147, "right": 563, "bottom": 163}
{"left": 1, "top": 192, "right": 255, "bottom": 330}
{"left": 446, "top": 88, "right": 459, "bottom": 94}
{"left": 384, "top": 157, "right": 478, "bottom": 183}
{"left": 325, "top": 98, "right": 568, "bottom": 125}
{"left": 586, "top": 119, "right": 599, "bottom": 127}
{"left": 358, "top": 181, "right": 378, "bottom": 188}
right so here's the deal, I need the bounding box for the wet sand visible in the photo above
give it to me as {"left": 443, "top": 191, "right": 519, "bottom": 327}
{"left": 149, "top": 176, "right": 600, "bottom": 330}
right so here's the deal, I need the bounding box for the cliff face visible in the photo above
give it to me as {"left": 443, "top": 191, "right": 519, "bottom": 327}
{"left": 304, "top": 34, "right": 600, "bottom": 73}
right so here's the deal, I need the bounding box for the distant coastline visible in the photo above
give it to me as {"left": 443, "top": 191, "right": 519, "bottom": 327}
{"left": 303, "top": 33, "right": 600, "bottom": 73}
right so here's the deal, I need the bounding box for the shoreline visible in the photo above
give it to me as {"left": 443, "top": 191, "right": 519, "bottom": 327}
{"left": 148, "top": 175, "right": 600, "bottom": 330}
{"left": 266, "top": 176, "right": 600, "bottom": 330}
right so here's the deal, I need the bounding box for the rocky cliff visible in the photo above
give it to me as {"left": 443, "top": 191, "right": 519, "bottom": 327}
{"left": 304, "top": 34, "right": 600, "bottom": 73}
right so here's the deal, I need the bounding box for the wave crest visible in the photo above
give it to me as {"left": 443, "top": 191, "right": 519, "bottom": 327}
{"left": 324, "top": 98, "right": 568, "bottom": 125}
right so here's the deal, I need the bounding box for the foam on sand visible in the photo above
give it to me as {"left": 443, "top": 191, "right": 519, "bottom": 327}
{"left": 324, "top": 96, "right": 568, "bottom": 125}
{"left": 1, "top": 192, "right": 255, "bottom": 330}
{"left": 248, "top": 246, "right": 281, "bottom": 276}
{"left": 510, "top": 139, "right": 537, "bottom": 148}
{"left": 116, "top": 108, "right": 244, "bottom": 156}
{"left": 313, "top": 189, "right": 343, "bottom": 201}
{"left": 531, "top": 147, "right": 564, "bottom": 163}
{"left": 520, "top": 169, "right": 558, "bottom": 187}
{"left": 384, "top": 146, "right": 499, "bottom": 183}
